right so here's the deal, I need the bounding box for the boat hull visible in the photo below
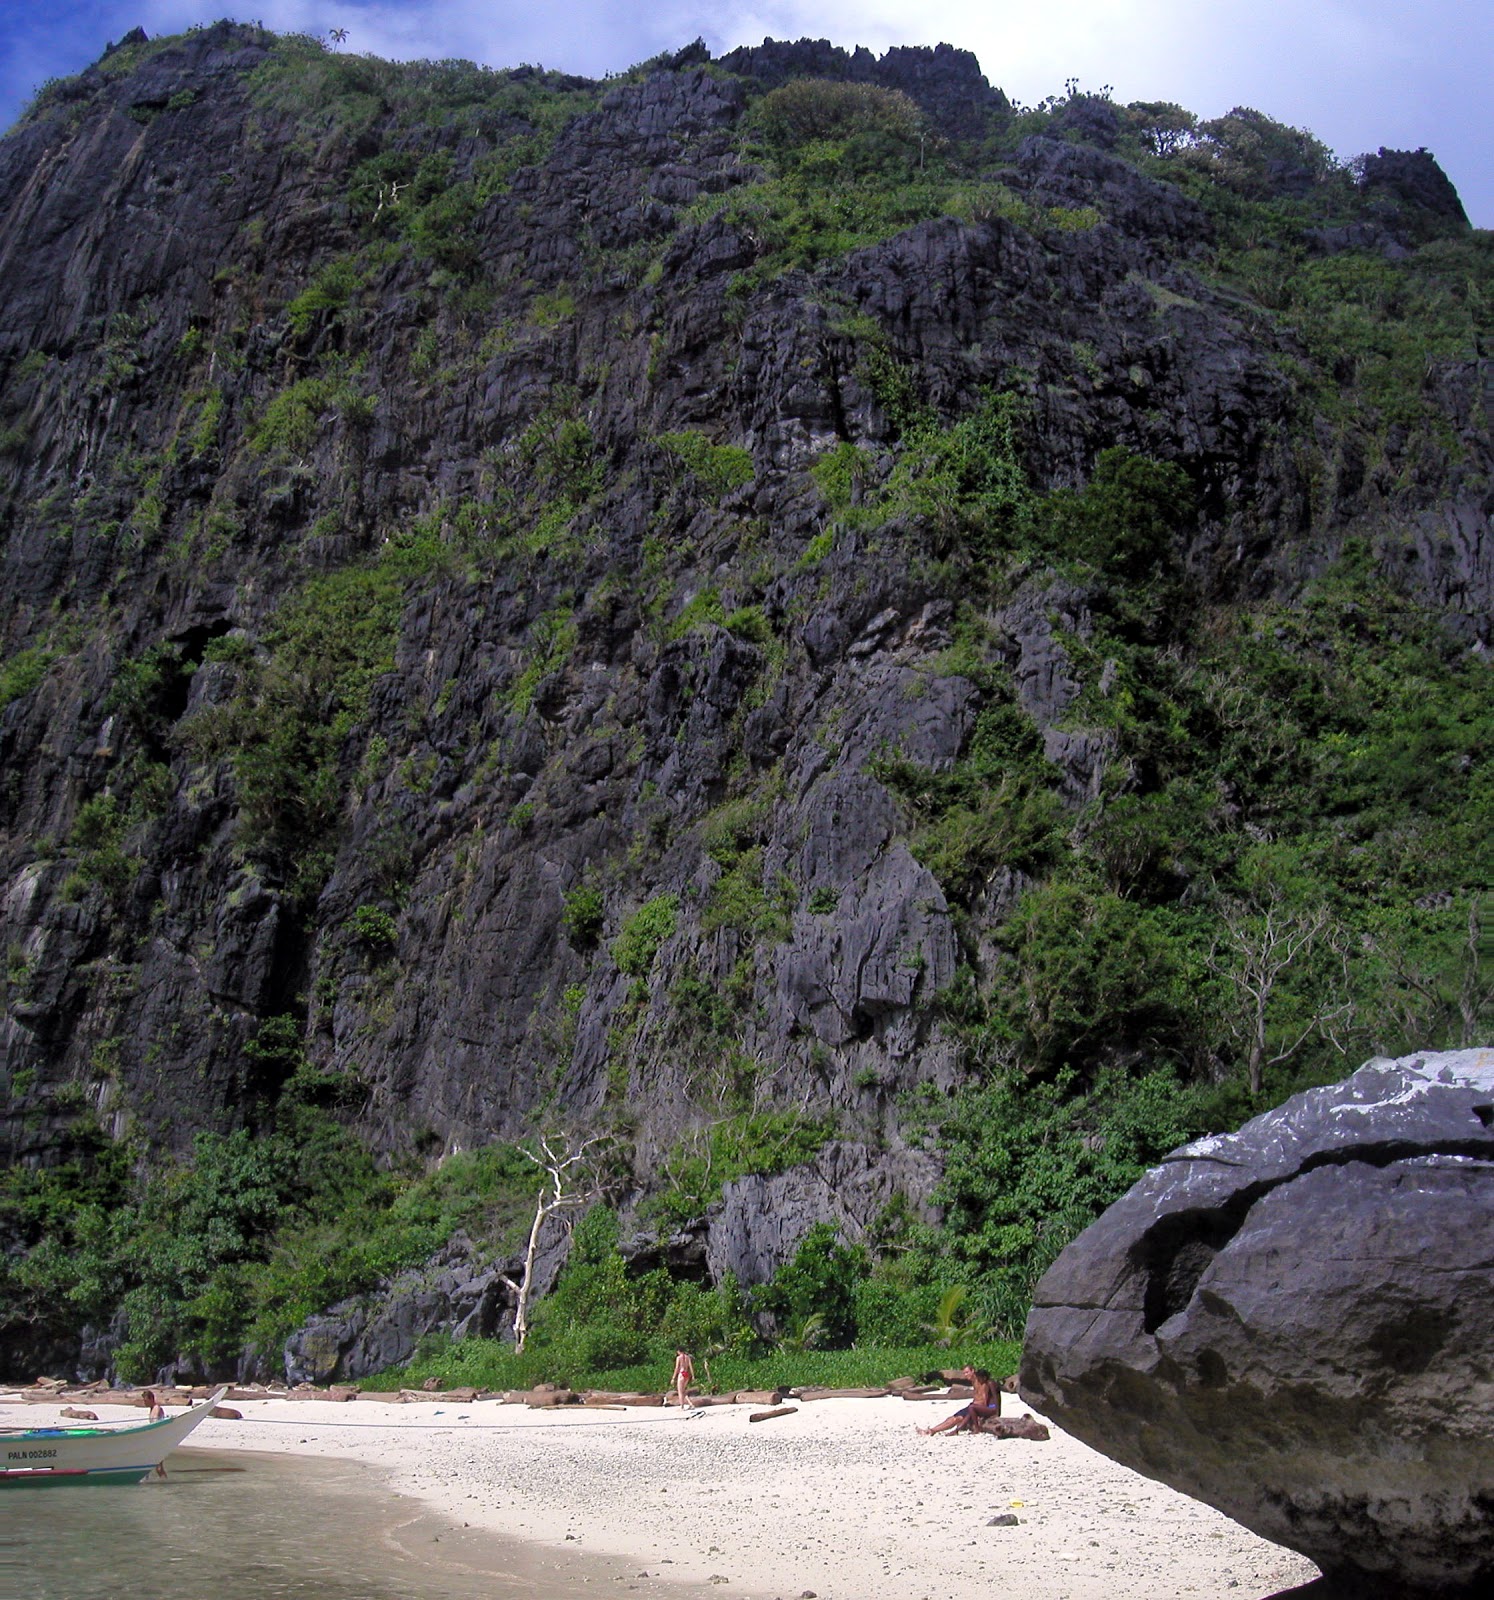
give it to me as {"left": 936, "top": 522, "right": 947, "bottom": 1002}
{"left": 1, "top": 1387, "right": 228, "bottom": 1488}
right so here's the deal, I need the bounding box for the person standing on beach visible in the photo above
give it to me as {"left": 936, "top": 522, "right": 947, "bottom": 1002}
{"left": 672, "top": 1349, "right": 695, "bottom": 1413}
{"left": 142, "top": 1389, "right": 168, "bottom": 1476}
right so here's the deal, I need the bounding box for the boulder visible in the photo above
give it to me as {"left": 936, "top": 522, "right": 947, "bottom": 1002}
{"left": 1021, "top": 1048, "right": 1494, "bottom": 1597}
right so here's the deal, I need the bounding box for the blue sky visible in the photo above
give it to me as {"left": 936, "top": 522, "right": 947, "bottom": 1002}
{"left": 1, "top": 1, "right": 1489, "bottom": 226}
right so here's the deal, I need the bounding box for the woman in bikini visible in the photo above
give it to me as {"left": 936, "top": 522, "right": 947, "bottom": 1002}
{"left": 672, "top": 1348, "right": 696, "bottom": 1413}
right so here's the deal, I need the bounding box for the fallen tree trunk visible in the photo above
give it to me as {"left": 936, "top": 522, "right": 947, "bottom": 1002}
{"left": 973, "top": 1414, "right": 1050, "bottom": 1440}
{"left": 749, "top": 1406, "right": 798, "bottom": 1423}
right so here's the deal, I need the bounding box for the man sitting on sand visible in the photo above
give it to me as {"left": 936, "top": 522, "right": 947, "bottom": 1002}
{"left": 917, "top": 1366, "right": 1000, "bottom": 1436}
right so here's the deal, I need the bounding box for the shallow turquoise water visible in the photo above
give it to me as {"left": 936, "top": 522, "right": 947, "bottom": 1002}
{"left": 4, "top": 1447, "right": 672, "bottom": 1600}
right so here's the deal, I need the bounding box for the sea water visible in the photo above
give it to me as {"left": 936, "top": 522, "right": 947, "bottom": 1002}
{"left": 3, "top": 1448, "right": 704, "bottom": 1600}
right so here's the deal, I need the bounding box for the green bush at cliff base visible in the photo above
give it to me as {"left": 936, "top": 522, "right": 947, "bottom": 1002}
{"left": 0, "top": 1119, "right": 539, "bottom": 1383}
{"left": 362, "top": 1338, "right": 1024, "bottom": 1396}
{"left": 902, "top": 1066, "right": 1221, "bottom": 1336}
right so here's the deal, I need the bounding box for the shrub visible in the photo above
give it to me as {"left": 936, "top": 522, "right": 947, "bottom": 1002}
{"left": 611, "top": 894, "right": 678, "bottom": 976}
{"left": 348, "top": 904, "right": 398, "bottom": 947}
{"left": 753, "top": 79, "right": 923, "bottom": 165}
{"left": 751, "top": 1223, "right": 866, "bottom": 1348}
{"left": 1033, "top": 447, "right": 1195, "bottom": 579}
{"left": 284, "top": 255, "right": 371, "bottom": 336}
{"left": 248, "top": 372, "right": 375, "bottom": 455}
{"left": 648, "top": 1111, "right": 835, "bottom": 1227}
{"left": 912, "top": 1066, "right": 1216, "bottom": 1335}
{"left": 655, "top": 431, "right": 755, "bottom": 498}
{"left": 217, "top": 560, "right": 410, "bottom": 896}
{"left": 0, "top": 646, "right": 55, "bottom": 710}
{"left": 506, "top": 607, "right": 576, "bottom": 717}
{"left": 561, "top": 883, "right": 604, "bottom": 946}
{"left": 66, "top": 795, "right": 138, "bottom": 899}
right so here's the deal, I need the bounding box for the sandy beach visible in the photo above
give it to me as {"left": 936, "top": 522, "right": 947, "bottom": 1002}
{"left": 3, "top": 1389, "right": 1320, "bottom": 1599}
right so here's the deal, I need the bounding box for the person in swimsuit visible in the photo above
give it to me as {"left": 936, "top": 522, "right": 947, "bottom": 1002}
{"left": 142, "top": 1389, "right": 167, "bottom": 1476}
{"left": 672, "top": 1349, "right": 695, "bottom": 1413}
{"left": 917, "top": 1366, "right": 1000, "bottom": 1435}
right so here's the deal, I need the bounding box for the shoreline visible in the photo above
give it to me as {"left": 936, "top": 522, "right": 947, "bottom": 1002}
{"left": 2, "top": 1392, "right": 1319, "bottom": 1599}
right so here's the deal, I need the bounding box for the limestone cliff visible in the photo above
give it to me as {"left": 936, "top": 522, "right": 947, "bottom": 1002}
{"left": 0, "top": 24, "right": 1487, "bottom": 1380}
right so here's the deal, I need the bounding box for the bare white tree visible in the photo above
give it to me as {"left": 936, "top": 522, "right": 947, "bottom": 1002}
{"left": 501, "top": 1133, "right": 608, "bottom": 1353}
{"left": 1206, "top": 885, "right": 1352, "bottom": 1094}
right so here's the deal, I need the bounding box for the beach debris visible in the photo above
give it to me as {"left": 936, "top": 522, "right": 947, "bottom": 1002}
{"left": 210, "top": 1405, "right": 243, "bottom": 1419}
{"left": 60, "top": 1406, "right": 98, "bottom": 1421}
{"left": 792, "top": 1386, "right": 888, "bottom": 1400}
{"left": 972, "top": 1413, "right": 1049, "bottom": 1440}
{"left": 749, "top": 1406, "right": 798, "bottom": 1423}
{"left": 899, "top": 1384, "right": 970, "bottom": 1402}
{"left": 1023, "top": 1047, "right": 1494, "bottom": 1598}
{"left": 732, "top": 1389, "right": 784, "bottom": 1405}
{"left": 987, "top": 1514, "right": 1020, "bottom": 1526}
{"left": 521, "top": 1387, "right": 579, "bottom": 1408}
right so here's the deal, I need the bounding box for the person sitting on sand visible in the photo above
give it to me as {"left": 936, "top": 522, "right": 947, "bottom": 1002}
{"left": 672, "top": 1348, "right": 695, "bottom": 1413}
{"left": 917, "top": 1366, "right": 1000, "bottom": 1436}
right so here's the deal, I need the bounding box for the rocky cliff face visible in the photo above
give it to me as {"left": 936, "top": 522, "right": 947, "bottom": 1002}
{"left": 0, "top": 25, "right": 1487, "bottom": 1378}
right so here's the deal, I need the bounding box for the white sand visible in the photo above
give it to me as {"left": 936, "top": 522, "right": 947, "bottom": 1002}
{"left": 2, "top": 1393, "right": 1320, "bottom": 1599}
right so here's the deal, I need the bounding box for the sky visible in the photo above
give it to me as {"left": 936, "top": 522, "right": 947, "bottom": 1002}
{"left": 1, "top": 1, "right": 1489, "bottom": 226}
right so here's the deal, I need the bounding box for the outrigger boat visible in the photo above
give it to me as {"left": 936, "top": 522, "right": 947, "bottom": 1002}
{"left": 1, "top": 1386, "right": 229, "bottom": 1487}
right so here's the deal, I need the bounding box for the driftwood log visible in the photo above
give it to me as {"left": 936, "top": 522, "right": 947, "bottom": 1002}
{"left": 973, "top": 1413, "right": 1050, "bottom": 1440}
{"left": 749, "top": 1406, "right": 798, "bottom": 1423}
{"left": 522, "top": 1388, "right": 578, "bottom": 1408}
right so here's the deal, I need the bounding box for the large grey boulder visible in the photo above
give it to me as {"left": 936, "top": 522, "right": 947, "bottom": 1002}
{"left": 1021, "top": 1049, "right": 1494, "bottom": 1597}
